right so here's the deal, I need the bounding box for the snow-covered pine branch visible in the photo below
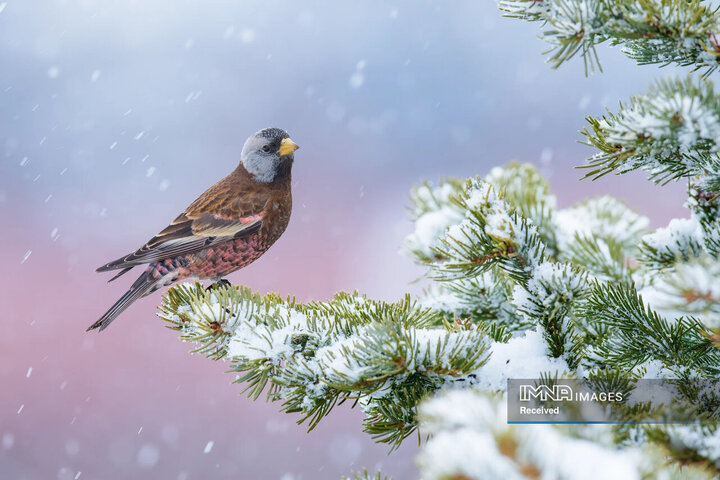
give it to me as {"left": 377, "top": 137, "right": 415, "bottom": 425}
{"left": 498, "top": 0, "right": 720, "bottom": 74}
{"left": 415, "top": 389, "right": 713, "bottom": 480}
{"left": 159, "top": 283, "right": 492, "bottom": 447}
{"left": 160, "top": 159, "right": 720, "bottom": 478}
{"left": 582, "top": 76, "right": 720, "bottom": 186}
{"left": 342, "top": 470, "right": 391, "bottom": 480}
{"left": 157, "top": 6, "right": 720, "bottom": 474}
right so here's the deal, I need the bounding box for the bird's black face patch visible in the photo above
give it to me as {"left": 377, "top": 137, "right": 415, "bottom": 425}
{"left": 258, "top": 137, "right": 283, "bottom": 155}
{"left": 256, "top": 128, "right": 289, "bottom": 157}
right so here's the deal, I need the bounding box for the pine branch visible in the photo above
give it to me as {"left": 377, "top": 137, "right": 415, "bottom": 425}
{"left": 485, "top": 163, "right": 560, "bottom": 256}
{"left": 403, "top": 179, "right": 465, "bottom": 264}
{"left": 563, "top": 234, "right": 631, "bottom": 282}
{"left": 159, "top": 283, "right": 491, "bottom": 448}
{"left": 554, "top": 196, "right": 649, "bottom": 252}
{"left": 580, "top": 281, "right": 720, "bottom": 374}
{"left": 498, "top": 0, "right": 720, "bottom": 75}
{"left": 431, "top": 178, "right": 546, "bottom": 284}
{"left": 158, "top": 160, "right": 720, "bottom": 478}
{"left": 638, "top": 218, "right": 706, "bottom": 272}
{"left": 688, "top": 181, "right": 720, "bottom": 257}
{"left": 641, "top": 257, "right": 720, "bottom": 329}
{"left": 511, "top": 262, "right": 590, "bottom": 362}
{"left": 581, "top": 76, "right": 720, "bottom": 183}
{"left": 415, "top": 389, "right": 708, "bottom": 480}
{"left": 342, "top": 470, "right": 392, "bottom": 480}
{"left": 421, "top": 271, "right": 528, "bottom": 334}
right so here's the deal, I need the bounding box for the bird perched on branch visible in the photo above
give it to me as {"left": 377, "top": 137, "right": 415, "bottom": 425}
{"left": 89, "top": 127, "right": 299, "bottom": 332}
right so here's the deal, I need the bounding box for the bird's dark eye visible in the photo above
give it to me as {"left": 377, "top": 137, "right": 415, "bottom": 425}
{"left": 261, "top": 144, "right": 271, "bottom": 153}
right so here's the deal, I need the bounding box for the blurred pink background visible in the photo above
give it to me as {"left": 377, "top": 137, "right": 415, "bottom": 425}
{"left": 0, "top": 1, "right": 687, "bottom": 479}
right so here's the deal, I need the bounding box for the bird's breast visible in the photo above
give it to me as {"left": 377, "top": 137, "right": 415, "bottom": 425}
{"left": 259, "top": 191, "right": 292, "bottom": 248}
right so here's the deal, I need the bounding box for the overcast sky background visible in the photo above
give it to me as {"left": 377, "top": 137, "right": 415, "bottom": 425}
{"left": 0, "top": 1, "right": 688, "bottom": 479}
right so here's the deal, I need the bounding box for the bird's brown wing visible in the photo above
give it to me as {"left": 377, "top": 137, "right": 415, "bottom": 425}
{"left": 97, "top": 181, "right": 268, "bottom": 272}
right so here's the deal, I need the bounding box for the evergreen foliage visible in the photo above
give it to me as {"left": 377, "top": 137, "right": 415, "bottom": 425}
{"left": 158, "top": 1, "right": 720, "bottom": 477}
{"left": 498, "top": 0, "right": 720, "bottom": 75}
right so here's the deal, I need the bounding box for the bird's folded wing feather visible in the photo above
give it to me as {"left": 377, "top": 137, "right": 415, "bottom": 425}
{"left": 96, "top": 212, "right": 263, "bottom": 271}
{"left": 97, "top": 173, "right": 270, "bottom": 272}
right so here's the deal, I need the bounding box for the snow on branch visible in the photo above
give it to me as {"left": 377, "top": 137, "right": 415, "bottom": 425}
{"left": 415, "top": 389, "right": 703, "bottom": 480}
{"left": 159, "top": 283, "right": 491, "bottom": 447}
{"left": 581, "top": 281, "right": 720, "bottom": 374}
{"left": 582, "top": 76, "right": 720, "bottom": 185}
{"left": 498, "top": 0, "right": 720, "bottom": 75}
{"left": 159, "top": 161, "right": 720, "bottom": 478}
{"left": 431, "top": 177, "right": 546, "bottom": 284}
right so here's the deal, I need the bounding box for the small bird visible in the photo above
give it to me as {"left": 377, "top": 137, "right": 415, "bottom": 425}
{"left": 88, "top": 128, "right": 299, "bottom": 332}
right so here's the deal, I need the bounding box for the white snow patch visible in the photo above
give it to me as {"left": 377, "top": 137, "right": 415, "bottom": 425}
{"left": 404, "top": 207, "right": 463, "bottom": 257}
{"left": 555, "top": 196, "right": 648, "bottom": 249}
{"left": 474, "top": 327, "right": 570, "bottom": 391}
{"left": 641, "top": 216, "right": 701, "bottom": 251}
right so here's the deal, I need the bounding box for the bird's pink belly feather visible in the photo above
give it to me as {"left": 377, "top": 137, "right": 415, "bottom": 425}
{"left": 148, "top": 233, "right": 267, "bottom": 284}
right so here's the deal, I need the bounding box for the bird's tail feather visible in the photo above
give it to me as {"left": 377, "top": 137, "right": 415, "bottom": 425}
{"left": 107, "top": 266, "right": 133, "bottom": 282}
{"left": 88, "top": 270, "right": 157, "bottom": 332}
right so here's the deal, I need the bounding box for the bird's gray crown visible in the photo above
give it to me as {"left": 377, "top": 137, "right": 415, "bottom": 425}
{"left": 258, "top": 127, "right": 289, "bottom": 140}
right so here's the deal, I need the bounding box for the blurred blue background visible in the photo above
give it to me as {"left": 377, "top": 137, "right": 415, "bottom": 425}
{"left": 0, "top": 1, "right": 687, "bottom": 479}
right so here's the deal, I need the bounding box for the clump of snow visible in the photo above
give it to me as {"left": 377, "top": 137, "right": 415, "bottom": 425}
{"left": 667, "top": 426, "right": 720, "bottom": 468}
{"left": 484, "top": 163, "right": 558, "bottom": 212}
{"left": 445, "top": 180, "right": 517, "bottom": 244}
{"left": 555, "top": 196, "right": 648, "bottom": 250}
{"left": 618, "top": 92, "right": 720, "bottom": 155}
{"left": 419, "top": 284, "right": 465, "bottom": 313}
{"left": 404, "top": 181, "right": 466, "bottom": 259}
{"left": 465, "top": 181, "right": 497, "bottom": 210}
{"left": 472, "top": 327, "right": 570, "bottom": 391}
{"left": 420, "top": 389, "right": 506, "bottom": 434}
{"left": 419, "top": 428, "right": 522, "bottom": 480}
{"left": 404, "top": 207, "right": 463, "bottom": 258}
{"left": 510, "top": 261, "right": 587, "bottom": 329}
{"left": 641, "top": 217, "right": 701, "bottom": 251}
{"left": 314, "top": 329, "right": 368, "bottom": 383}
{"left": 228, "top": 307, "right": 312, "bottom": 363}
{"left": 631, "top": 359, "right": 674, "bottom": 379}
{"left": 418, "top": 391, "right": 520, "bottom": 479}
{"left": 484, "top": 207, "right": 515, "bottom": 241}
{"left": 639, "top": 257, "right": 720, "bottom": 327}
{"left": 410, "top": 182, "right": 460, "bottom": 217}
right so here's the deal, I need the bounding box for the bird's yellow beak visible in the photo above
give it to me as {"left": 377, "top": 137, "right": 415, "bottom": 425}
{"left": 279, "top": 138, "right": 299, "bottom": 156}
